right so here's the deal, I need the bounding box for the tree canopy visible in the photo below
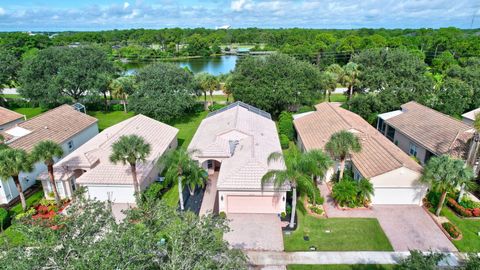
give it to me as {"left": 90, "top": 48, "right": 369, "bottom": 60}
{"left": 230, "top": 54, "right": 323, "bottom": 114}
{"left": 18, "top": 46, "right": 115, "bottom": 107}
{"left": 128, "top": 62, "right": 197, "bottom": 122}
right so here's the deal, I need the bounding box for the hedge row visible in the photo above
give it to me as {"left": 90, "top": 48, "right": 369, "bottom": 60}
{"left": 442, "top": 222, "right": 461, "bottom": 239}
{"left": 447, "top": 198, "right": 480, "bottom": 217}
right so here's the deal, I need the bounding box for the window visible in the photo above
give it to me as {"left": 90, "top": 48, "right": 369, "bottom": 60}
{"left": 409, "top": 143, "right": 418, "bottom": 157}
{"left": 68, "top": 140, "right": 74, "bottom": 151}
{"left": 386, "top": 126, "right": 395, "bottom": 141}
{"left": 378, "top": 118, "right": 386, "bottom": 133}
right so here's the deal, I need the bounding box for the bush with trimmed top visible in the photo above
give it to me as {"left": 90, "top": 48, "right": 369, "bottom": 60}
{"left": 279, "top": 134, "right": 290, "bottom": 149}
{"left": 442, "top": 222, "right": 461, "bottom": 239}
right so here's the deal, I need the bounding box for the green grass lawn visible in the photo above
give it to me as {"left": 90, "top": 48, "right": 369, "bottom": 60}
{"left": 195, "top": 95, "right": 231, "bottom": 103}
{"left": 88, "top": 111, "right": 135, "bottom": 131}
{"left": 9, "top": 189, "right": 44, "bottom": 216}
{"left": 326, "top": 93, "right": 348, "bottom": 103}
{"left": 161, "top": 184, "right": 180, "bottom": 208}
{"left": 170, "top": 111, "right": 208, "bottom": 148}
{"left": 13, "top": 107, "right": 46, "bottom": 119}
{"left": 1, "top": 94, "right": 22, "bottom": 99}
{"left": 442, "top": 207, "right": 480, "bottom": 252}
{"left": 284, "top": 204, "right": 393, "bottom": 251}
{"left": 288, "top": 265, "right": 396, "bottom": 270}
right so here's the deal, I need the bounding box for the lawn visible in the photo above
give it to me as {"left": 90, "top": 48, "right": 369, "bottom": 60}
{"left": 161, "top": 184, "right": 180, "bottom": 208}
{"left": 9, "top": 189, "right": 44, "bottom": 216}
{"left": 196, "top": 95, "right": 230, "bottom": 103}
{"left": 284, "top": 203, "right": 393, "bottom": 251}
{"left": 288, "top": 265, "right": 396, "bottom": 270}
{"left": 13, "top": 107, "right": 46, "bottom": 119}
{"left": 170, "top": 111, "right": 208, "bottom": 148}
{"left": 1, "top": 94, "right": 22, "bottom": 99}
{"left": 88, "top": 111, "right": 135, "bottom": 131}
{"left": 442, "top": 207, "right": 480, "bottom": 252}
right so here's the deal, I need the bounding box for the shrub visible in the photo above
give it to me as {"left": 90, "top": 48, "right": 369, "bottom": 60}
{"left": 208, "top": 103, "right": 225, "bottom": 112}
{"left": 473, "top": 208, "right": 480, "bottom": 217}
{"left": 0, "top": 208, "right": 10, "bottom": 230}
{"left": 281, "top": 212, "right": 286, "bottom": 219}
{"left": 279, "top": 134, "right": 290, "bottom": 149}
{"left": 442, "top": 222, "right": 461, "bottom": 238}
{"left": 447, "top": 198, "right": 473, "bottom": 217}
{"left": 278, "top": 111, "right": 294, "bottom": 140}
{"left": 142, "top": 182, "right": 165, "bottom": 202}
{"left": 218, "top": 212, "right": 226, "bottom": 219}
{"left": 332, "top": 180, "right": 359, "bottom": 207}
{"left": 459, "top": 198, "right": 480, "bottom": 209}
{"left": 307, "top": 186, "right": 324, "bottom": 205}
{"left": 111, "top": 104, "right": 124, "bottom": 111}
{"left": 309, "top": 205, "right": 324, "bottom": 215}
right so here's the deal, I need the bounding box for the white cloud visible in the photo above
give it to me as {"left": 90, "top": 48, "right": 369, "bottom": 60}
{"left": 123, "top": 2, "right": 130, "bottom": 9}
{"left": 231, "top": 0, "right": 253, "bottom": 12}
{"left": 0, "top": 7, "right": 5, "bottom": 16}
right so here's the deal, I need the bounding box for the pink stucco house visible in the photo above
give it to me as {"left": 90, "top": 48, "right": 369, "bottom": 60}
{"left": 188, "top": 102, "right": 289, "bottom": 214}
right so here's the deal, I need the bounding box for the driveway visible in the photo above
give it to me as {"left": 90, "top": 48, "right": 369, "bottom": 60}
{"left": 320, "top": 182, "right": 457, "bottom": 252}
{"left": 224, "top": 214, "right": 284, "bottom": 251}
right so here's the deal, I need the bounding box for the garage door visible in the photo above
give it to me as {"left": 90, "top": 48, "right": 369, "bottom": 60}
{"left": 227, "top": 196, "right": 281, "bottom": 213}
{"left": 371, "top": 187, "right": 425, "bottom": 205}
{"left": 86, "top": 185, "right": 135, "bottom": 204}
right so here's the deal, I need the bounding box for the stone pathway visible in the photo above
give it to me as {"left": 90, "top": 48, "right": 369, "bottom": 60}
{"left": 319, "top": 181, "right": 457, "bottom": 252}
{"left": 199, "top": 172, "right": 218, "bottom": 215}
{"left": 247, "top": 251, "right": 463, "bottom": 267}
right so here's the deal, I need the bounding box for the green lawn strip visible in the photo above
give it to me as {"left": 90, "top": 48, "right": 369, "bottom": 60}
{"left": 170, "top": 111, "right": 208, "bottom": 148}
{"left": 2, "top": 94, "right": 22, "bottom": 99}
{"left": 13, "top": 107, "right": 46, "bottom": 119}
{"left": 9, "top": 189, "right": 44, "bottom": 216}
{"left": 195, "top": 95, "right": 230, "bottom": 103}
{"left": 441, "top": 207, "right": 480, "bottom": 252}
{"left": 88, "top": 111, "right": 135, "bottom": 131}
{"left": 284, "top": 203, "right": 393, "bottom": 252}
{"left": 288, "top": 265, "right": 396, "bottom": 270}
{"left": 161, "top": 184, "right": 180, "bottom": 208}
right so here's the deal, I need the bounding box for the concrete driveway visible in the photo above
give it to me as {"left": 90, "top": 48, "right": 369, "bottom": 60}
{"left": 224, "top": 214, "right": 284, "bottom": 251}
{"left": 320, "top": 182, "right": 457, "bottom": 252}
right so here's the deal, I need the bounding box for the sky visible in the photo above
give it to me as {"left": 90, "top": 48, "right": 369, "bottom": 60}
{"left": 0, "top": 0, "right": 479, "bottom": 31}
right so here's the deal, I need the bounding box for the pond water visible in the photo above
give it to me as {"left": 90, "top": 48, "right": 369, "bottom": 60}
{"left": 123, "top": 55, "right": 239, "bottom": 76}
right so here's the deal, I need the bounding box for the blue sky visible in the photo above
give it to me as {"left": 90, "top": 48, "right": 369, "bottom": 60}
{"left": 1, "top": 0, "right": 479, "bottom": 31}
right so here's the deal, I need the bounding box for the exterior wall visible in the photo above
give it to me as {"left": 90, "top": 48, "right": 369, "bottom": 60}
{"left": 462, "top": 118, "right": 474, "bottom": 126}
{"left": 0, "top": 117, "right": 24, "bottom": 131}
{"left": 218, "top": 190, "right": 286, "bottom": 214}
{"left": 84, "top": 184, "right": 136, "bottom": 204}
{"left": 0, "top": 123, "right": 99, "bottom": 204}
{"left": 392, "top": 129, "right": 428, "bottom": 165}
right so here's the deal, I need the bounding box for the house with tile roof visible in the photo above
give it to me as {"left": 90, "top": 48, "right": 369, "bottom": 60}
{"left": 462, "top": 107, "right": 480, "bottom": 126}
{"left": 294, "top": 102, "right": 426, "bottom": 205}
{"left": 377, "top": 101, "right": 477, "bottom": 166}
{"left": 0, "top": 105, "right": 98, "bottom": 205}
{"left": 188, "top": 102, "right": 289, "bottom": 214}
{"left": 0, "top": 106, "right": 25, "bottom": 131}
{"left": 39, "top": 114, "right": 178, "bottom": 204}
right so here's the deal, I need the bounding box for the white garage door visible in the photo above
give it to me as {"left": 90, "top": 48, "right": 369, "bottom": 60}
{"left": 227, "top": 196, "right": 281, "bottom": 214}
{"left": 371, "top": 187, "right": 425, "bottom": 205}
{"left": 86, "top": 185, "right": 135, "bottom": 204}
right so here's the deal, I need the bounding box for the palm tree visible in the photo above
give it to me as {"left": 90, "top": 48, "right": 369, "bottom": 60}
{"left": 160, "top": 148, "right": 201, "bottom": 210}
{"left": 31, "top": 140, "right": 64, "bottom": 206}
{"left": 222, "top": 75, "right": 233, "bottom": 103}
{"left": 325, "top": 130, "right": 362, "bottom": 180}
{"left": 261, "top": 148, "right": 316, "bottom": 229}
{"left": 0, "top": 148, "right": 33, "bottom": 211}
{"left": 342, "top": 62, "right": 360, "bottom": 101}
{"left": 320, "top": 72, "right": 337, "bottom": 102}
{"left": 110, "top": 135, "right": 151, "bottom": 194}
{"left": 301, "top": 149, "right": 333, "bottom": 185}
{"left": 422, "top": 155, "right": 474, "bottom": 216}
{"left": 195, "top": 72, "right": 218, "bottom": 110}
{"left": 183, "top": 163, "right": 208, "bottom": 196}
{"left": 110, "top": 76, "right": 135, "bottom": 113}
{"left": 357, "top": 178, "right": 374, "bottom": 204}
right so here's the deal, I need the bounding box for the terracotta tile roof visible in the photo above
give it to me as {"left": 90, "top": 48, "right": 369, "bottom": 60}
{"left": 294, "top": 102, "right": 422, "bottom": 179}
{"left": 385, "top": 101, "right": 474, "bottom": 159}
{"left": 0, "top": 106, "right": 24, "bottom": 126}
{"left": 39, "top": 115, "right": 178, "bottom": 186}
{"left": 188, "top": 103, "right": 288, "bottom": 191}
{"left": 3, "top": 105, "right": 98, "bottom": 152}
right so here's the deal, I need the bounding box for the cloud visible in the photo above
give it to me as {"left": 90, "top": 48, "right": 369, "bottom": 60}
{"left": 0, "top": 0, "right": 477, "bottom": 30}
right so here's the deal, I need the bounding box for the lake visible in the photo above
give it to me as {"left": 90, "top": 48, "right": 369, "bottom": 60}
{"left": 123, "top": 55, "right": 239, "bottom": 76}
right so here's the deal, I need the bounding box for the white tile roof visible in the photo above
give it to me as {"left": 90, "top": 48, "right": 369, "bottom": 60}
{"left": 39, "top": 114, "right": 178, "bottom": 186}
{"left": 188, "top": 103, "right": 288, "bottom": 191}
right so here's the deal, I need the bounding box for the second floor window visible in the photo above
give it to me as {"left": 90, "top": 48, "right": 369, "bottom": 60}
{"left": 409, "top": 143, "right": 417, "bottom": 157}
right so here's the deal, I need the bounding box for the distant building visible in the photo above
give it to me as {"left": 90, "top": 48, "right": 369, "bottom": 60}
{"left": 216, "top": 25, "right": 231, "bottom": 30}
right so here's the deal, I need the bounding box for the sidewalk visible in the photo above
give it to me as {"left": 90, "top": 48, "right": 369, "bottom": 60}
{"left": 247, "top": 251, "right": 463, "bottom": 267}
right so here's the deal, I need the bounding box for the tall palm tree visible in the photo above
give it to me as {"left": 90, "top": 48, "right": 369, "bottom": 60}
{"left": 261, "top": 148, "right": 319, "bottom": 228}
{"left": 160, "top": 148, "right": 201, "bottom": 210}
{"left": 110, "top": 135, "right": 151, "bottom": 194}
{"left": 222, "top": 75, "right": 233, "bottom": 103}
{"left": 422, "top": 155, "right": 474, "bottom": 216}
{"left": 31, "top": 140, "right": 64, "bottom": 206}
{"left": 0, "top": 148, "right": 33, "bottom": 211}
{"left": 342, "top": 62, "right": 360, "bottom": 101}
{"left": 195, "top": 72, "right": 218, "bottom": 110}
{"left": 325, "top": 130, "right": 362, "bottom": 180}
{"left": 357, "top": 178, "right": 374, "bottom": 204}
{"left": 320, "top": 72, "right": 337, "bottom": 102}
{"left": 110, "top": 76, "right": 135, "bottom": 113}
{"left": 183, "top": 162, "right": 208, "bottom": 196}
{"left": 301, "top": 149, "right": 333, "bottom": 185}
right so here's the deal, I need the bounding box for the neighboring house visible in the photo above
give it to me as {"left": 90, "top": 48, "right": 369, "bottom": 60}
{"left": 39, "top": 114, "right": 178, "bottom": 204}
{"left": 294, "top": 102, "right": 426, "bottom": 205}
{"left": 377, "top": 101, "right": 476, "bottom": 166}
{"left": 188, "top": 102, "right": 289, "bottom": 214}
{"left": 462, "top": 107, "right": 480, "bottom": 126}
{"left": 0, "top": 106, "right": 25, "bottom": 131}
{"left": 0, "top": 105, "right": 98, "bottom": 205}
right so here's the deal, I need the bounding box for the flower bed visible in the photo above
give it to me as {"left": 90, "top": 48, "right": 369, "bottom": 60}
{"left": 442, "top": 222, "right": 462, "bottom": 240}
{"left": 303, "top": 197, "right": 325, "bottom": 218}
{"left": 31, "top": 199, "right": 70, "bottom": 220}
{"left": 447, "top": 198, "right": 480, "bottom": 218}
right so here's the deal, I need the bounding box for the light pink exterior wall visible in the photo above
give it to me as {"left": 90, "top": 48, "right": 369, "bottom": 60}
{"left": 218, "top": 190, "right": 287, "bottom": 214}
